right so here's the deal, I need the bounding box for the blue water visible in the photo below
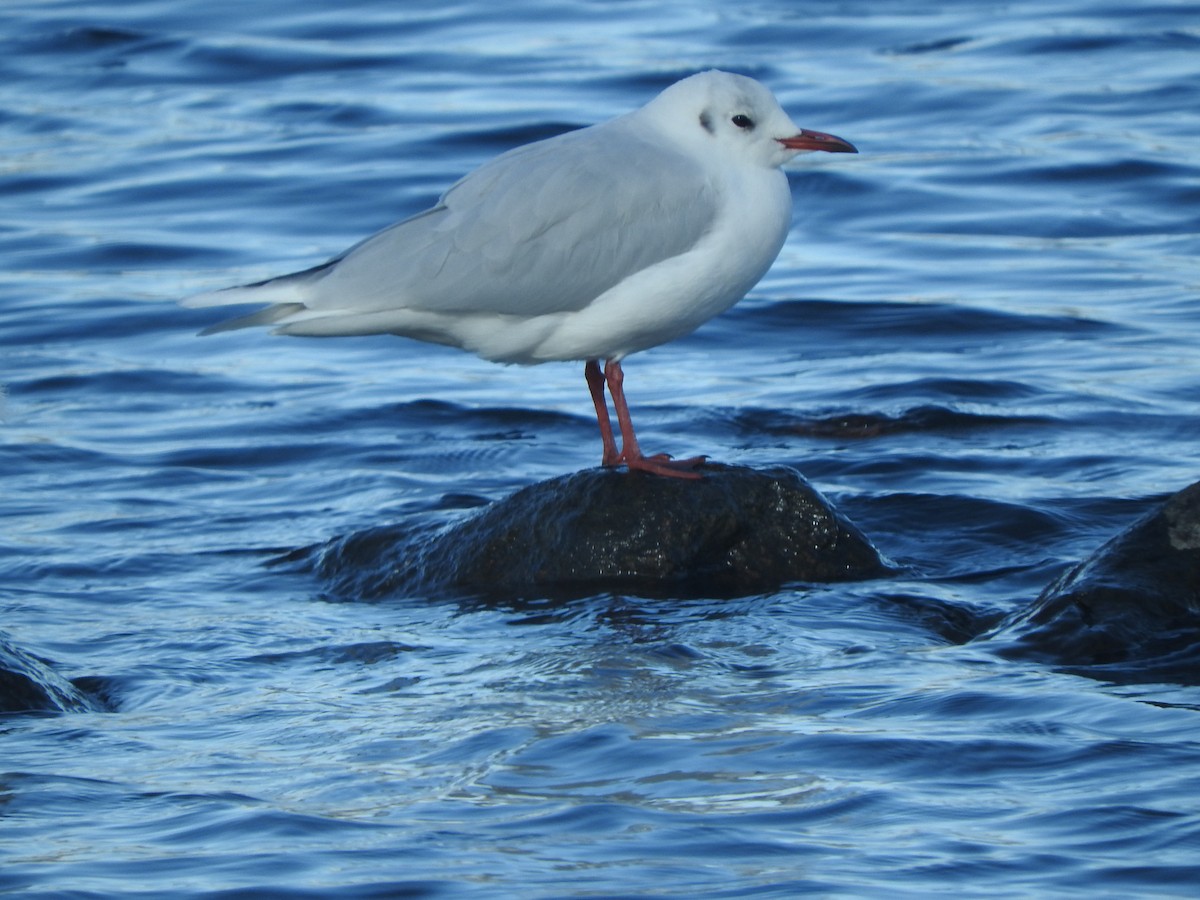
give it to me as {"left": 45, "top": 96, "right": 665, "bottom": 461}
{"left": 4, "top": 0, "right": 1200, "bottom": 896}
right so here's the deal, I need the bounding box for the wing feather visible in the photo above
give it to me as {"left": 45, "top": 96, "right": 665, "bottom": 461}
{"left": 303, "top": 118, "right": 720, "bottom": 318}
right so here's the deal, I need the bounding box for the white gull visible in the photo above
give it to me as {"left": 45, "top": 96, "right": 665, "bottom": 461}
{"left": 185, "top": 70, "right": 857, "bottom": 477}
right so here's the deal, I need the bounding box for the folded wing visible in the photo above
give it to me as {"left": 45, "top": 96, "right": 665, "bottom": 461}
{"left": 187, "top": 118, "right": 720, "bottom": 333}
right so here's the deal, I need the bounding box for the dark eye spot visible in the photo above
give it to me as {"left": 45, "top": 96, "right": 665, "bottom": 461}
{"left": 731, "top": 114, "right": 754, "bottom": 130}
{"left": 699, "top": 111, "right": 714, "bottom": 134}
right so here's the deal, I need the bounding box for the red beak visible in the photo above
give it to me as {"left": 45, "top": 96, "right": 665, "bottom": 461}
{"left": 778, "top": 129, "right": 858, "bottom": 154}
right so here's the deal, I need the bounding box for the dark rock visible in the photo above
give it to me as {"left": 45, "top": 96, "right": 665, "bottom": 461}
{"left": 988, "top": 480, "right": 1200, "bottom": 682}
{"left": 0, "top": 633, "right": 99, "bottom": 714}
{"left": 316, "top": 464, "right": 888, "bottom": 600}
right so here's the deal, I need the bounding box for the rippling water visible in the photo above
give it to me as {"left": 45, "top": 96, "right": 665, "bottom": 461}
{"left": 4, "top": 1, "right": 1200, "bottom": 896}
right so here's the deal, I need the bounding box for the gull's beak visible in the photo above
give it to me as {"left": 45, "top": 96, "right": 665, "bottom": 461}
{"left": 778, "top": 129, "right": 858, "bottom": 154}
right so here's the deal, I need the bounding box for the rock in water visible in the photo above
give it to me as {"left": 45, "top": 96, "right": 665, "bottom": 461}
{"left": 319, "top": 464, "right": 886, "bottom": 599}
{"left": 434, "top": 464, "right": 888, "bottom": 596}
{"left": 990, "top": 480, "right": 1200, "bottom": 682}
{"left": 0, "top": 633, "right": 99, "bottom": 714}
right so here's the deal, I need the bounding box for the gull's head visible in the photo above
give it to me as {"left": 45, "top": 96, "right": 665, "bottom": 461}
{"left": 642, "top": 70, "right": 856, "bottom": 168}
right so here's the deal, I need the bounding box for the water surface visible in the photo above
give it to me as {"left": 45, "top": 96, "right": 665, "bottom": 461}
{"left": 3, "top": 1, "right": 1200, "bottom": 896}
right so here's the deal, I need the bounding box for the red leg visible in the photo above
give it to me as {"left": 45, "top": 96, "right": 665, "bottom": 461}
{"left": 603, "top": 359, "right": 706, "bottom": 479}
{"left": 585, "top": 360, "right": 620, "bottom": 466}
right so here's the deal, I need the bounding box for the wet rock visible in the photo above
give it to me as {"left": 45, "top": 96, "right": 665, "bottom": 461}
{"left": 0, "top": 633, "right": 99, "bottom": 714}
{"left": 990, "top": 480, "right": 1200, "bottom": 682}
{"left": 317, "top": 464, "right": 888, "bottom": 599}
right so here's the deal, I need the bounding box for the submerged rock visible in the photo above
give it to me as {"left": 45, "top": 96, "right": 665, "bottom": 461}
{"left": 990, "top": 480, "right": 1200, "bottom": 682}
{"left": 317, "top": 464, "right": 888, "bottom": 599}
{"left": 0, "top": 633, "right": 99, "bottom": 714}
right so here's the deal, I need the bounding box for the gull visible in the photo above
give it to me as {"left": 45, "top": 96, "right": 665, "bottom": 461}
{"left": 185, "top": 70, "right": 856, "bottom": 478}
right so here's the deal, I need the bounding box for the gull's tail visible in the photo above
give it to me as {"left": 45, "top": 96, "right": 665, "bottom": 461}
{"left": 182, "top": 259, "right": 336, "bottom": 335}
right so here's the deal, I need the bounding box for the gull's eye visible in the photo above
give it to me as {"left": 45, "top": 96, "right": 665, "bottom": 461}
{"left": 731, "top": 114, "right": 755, "bottom": 130}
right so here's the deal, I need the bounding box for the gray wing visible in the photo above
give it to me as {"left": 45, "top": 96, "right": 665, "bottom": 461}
{"left": 304, "top": 119, "right": 720, "bottom": 317}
